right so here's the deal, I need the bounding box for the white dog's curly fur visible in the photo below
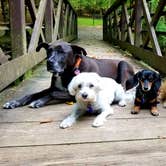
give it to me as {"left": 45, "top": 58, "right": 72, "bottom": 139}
{"left": 60, "top": 72, "right": 126, "bottom": 128}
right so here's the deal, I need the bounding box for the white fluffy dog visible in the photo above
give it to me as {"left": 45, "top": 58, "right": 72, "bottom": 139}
{"left": 60, "top": 72, "right": 126, "bottom": 128}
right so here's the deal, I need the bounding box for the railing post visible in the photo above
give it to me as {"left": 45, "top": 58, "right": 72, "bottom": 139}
{"left": 134, "top": 0, "right": 143, "bottom": 47}
{"left": 45, "top": 0, "right": 53, "bottom": 42}
{"left": 9, "top": 0, "right": 27, "bottom": 58}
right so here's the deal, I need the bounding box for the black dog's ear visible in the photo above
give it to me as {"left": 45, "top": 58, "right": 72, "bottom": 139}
{"left": 153, "top": 72, "right": 161, "bottom": 91}
{"left": 36, "top": 42, "right": 49, "bottom": 52}
{"left": 126, "top": 71, "right": 141, "bottom": 89}
{"left": 71, "top": 45, "right": 87, "bottom": 56}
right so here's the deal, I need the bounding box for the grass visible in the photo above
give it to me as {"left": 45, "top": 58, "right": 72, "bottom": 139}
{"left": 78, "top": 17, "right": 102, "bottom": 26}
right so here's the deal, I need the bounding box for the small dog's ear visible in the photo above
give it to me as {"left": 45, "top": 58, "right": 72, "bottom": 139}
{"left": 71, "top": 45, "right": 87, "bottom": 56}
{"left": 36, "top": 42, "right": 49, "bottom": 52}
{"left": 153, "top": 72, "right": 161, "bottom": 91}
{"left": 126, "top": 71, "right": 141, "bottom": 89}
{"left": 68, "top": 76, "right": 77, "bottom": 96}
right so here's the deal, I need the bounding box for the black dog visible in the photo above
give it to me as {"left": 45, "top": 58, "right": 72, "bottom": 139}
{"left": 130, "top": 69, "right": 161, "bottom": 116}
{"left": 3, "top": 41, "right": 135, "bottom": 109}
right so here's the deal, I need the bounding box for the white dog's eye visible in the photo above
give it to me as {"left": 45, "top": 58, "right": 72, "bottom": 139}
{"left": 78, "top": 84, "right": 82, "bottom": 89}
{"left": 89, "top": 84, "right": 94, "bottom": 88}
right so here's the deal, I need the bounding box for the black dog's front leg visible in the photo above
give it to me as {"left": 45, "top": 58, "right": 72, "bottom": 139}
{"left": 50, "top": 90, "right": 74, "bottom": 102}
{"left": 3, "top": 88, "right": 53, "bottom": 109}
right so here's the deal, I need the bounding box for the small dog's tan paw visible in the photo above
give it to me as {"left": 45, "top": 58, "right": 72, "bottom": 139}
{"left": 151, "top": 107, "right": 159, "bottom": 116}
{"left": 131, "top": 106, "right": 140, "bottom": 114}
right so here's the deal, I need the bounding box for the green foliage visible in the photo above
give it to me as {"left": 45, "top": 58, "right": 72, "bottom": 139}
{"left": 69, "top": 0, "right": 114, "bottom": 16}
{"left": 78, "top": 17, "right": 102, "bottom": 26}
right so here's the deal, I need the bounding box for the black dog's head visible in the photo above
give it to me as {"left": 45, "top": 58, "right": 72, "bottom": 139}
{"left": 36, "top": 41, "right": 87, "bottom": 74}
{"left": 131, "top": 69, "right": 161, "bottom": 92}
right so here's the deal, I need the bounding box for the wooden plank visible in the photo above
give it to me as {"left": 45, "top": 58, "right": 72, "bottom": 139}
{"left": 0, "top": 140, "right": 166, "bottom": 165}
{"left": 1, "top": 115, "right": 166, "bottom": 147}
{"left": 134, "top": 0, "right": 143, "bottom": 47}
{"left": 115, "top": 10, "right": 121, "bottom": 40}
{"left": 9, "top": 0, "right": 27, "bottom": 58}
{"left": 142, "top": 0, "right": 162, "bottom": 56}
{"left": 63, "top": 4, "right": 70, "bottom": 37}
{"left": 53, "top": 0, "right": 63, "bottom": 41}
{"left": 44, "top": 0, "right": 53, "bottom": 42}
{"left": 121, "top": 6, "right": 126, "bottom": 41}
{"left": 0, "top": 103, "right": 166, "bottom": 123}
{"left": 28, "top": 0, "right": 47, "bottom": 53}
{"left": 25, "top": 0, "right": 45, "bottom": 42}
{"left": 0, "top": 50, "right": 46, "bottom": 91}
{"left": 143, "top": 0, "right": 166, "bottom": 47}
{"left": 122, "top": 3, "right": 134, "bottom": 45}
{"left": 112, "top": 39, "right": 166, "bottom": 75}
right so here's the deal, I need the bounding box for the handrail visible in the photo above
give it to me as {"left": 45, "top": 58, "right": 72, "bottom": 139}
{"left": 103, "top": 0, "right": 166, "bottom": 75}
{"left": 0, "top": 0, "right": 77, "bottom": 91}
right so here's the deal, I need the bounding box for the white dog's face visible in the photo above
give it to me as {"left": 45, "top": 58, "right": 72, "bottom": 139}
{"left": 68, "top": 72, "right": 102, "bottom": 103}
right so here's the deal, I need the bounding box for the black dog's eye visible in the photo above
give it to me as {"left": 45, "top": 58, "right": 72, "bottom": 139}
{"left": 89, "top": 84, "right": 94, "bottom": 88}
{"left": 78, "top": 84, "right": 82, "bottom": 89}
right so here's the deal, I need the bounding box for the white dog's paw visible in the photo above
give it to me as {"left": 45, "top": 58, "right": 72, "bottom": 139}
{"left": 3, "top": 100, "right": 21, "bottom": 109}
{"left": 60, "top": 116, "right": 76, "bottom": 129}
{"left": 118, "top": 100, "right": 126, "bottom": 107}
{"left": 92, "top": 117, "right": 105, "bottom": 127}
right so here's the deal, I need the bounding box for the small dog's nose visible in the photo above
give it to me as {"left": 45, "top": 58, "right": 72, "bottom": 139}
{"left": 82, "top": 93, "right": 88, "bottom": 99}
{"left": 143, "top": 87, "right": 149, "bottom": 91}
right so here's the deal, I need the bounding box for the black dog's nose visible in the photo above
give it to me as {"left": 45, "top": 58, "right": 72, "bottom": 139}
{"left": 82, "top": 93, "right": 88, "bottom": 99}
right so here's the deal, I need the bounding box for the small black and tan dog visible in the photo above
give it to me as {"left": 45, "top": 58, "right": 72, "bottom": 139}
{"left": 130, "top": 69, "right": 161, "bottom": 116}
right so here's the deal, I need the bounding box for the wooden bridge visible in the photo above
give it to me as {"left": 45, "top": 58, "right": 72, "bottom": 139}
{"left": 0, "top": 0, "right": 166, "bottom": 165}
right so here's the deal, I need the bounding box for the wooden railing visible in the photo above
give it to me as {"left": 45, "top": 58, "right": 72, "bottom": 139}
{"left": 103, "top": 0, "right": 166, "bottom": 75}
{"left": 0, "top": 0, "right": 77, "bottom": 91}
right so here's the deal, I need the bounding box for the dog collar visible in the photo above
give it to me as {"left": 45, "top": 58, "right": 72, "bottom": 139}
{"left": 73, "top": 56, "right": 82, "bottom": 75}
{"left": 87, "top": 103, "right": 94, "bottom": 113}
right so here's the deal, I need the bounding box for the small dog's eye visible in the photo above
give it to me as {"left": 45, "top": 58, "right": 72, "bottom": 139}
{"left": 149, "top": 78, "right": 153, "bottom": 82}
{"left": 89, "top": 84, "right": 94, "bottom": 88}
{"left": 78, "top": 84, "right": 82, "bottom": 89}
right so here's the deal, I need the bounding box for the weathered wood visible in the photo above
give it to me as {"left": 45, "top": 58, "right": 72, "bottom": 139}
{"left": 112, "top": 39, "right": 166, "bottom": 75}
{"left": 53, "top": 0, "right": 63, "bottom": 41}
{"left": 0, "top": 104, "right": 166, "bottom": 123}
{"left": 0, "top": 50, "right": 46, "bottom": 91}
{"left": 63, "top": 4, "right": 70, "bottom": 37}
{"left": 143, "top": 0, "right": 166, "bottom": 48}
{"left": 26, "top": 0, "right": 45, "bottom": 42}
{"left": 142, "top": 0, "right": 162, "bottom": 56}
{"left": 28, "top": 0, "right": 47, "bottom": 53}
{"left": 134, "top": 0, "right": 142, "bottom": 47}
{"left": 0, "top": 140, "right": 166, "bottom": 165}
{"left": 121, "top": 6, "right": 126, "bottom": 41}
{"left": 122, "top": 3, "right": 134, "bottom": 45}
{"left": 9, "top": 0, "right": 27, "bottom": 58}
{"left": 1, "top": 115, "right": 166, "bottom": 147}
{"left": 45, "top": 0, "right": 53, "bottom": 42}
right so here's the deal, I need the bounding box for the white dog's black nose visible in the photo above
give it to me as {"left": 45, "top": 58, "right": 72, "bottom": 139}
{"left": 82, "top": 93, "right": 88, "bottom": 99}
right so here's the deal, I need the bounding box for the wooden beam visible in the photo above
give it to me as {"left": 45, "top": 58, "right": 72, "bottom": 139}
{"left": 134, "top": 0, "right": 143, "bottom": 47}
{"left": 142, "top": 0, "right": 162, "bottom": 56}
{"left": 122, "top": 3, "right": 134, "bottom": 45}
{"left": 9, "top": 0, "right": 27, "bottom": 58}
{"left": 0, "top": 50, "right": 46, "bottom": 91}
{"left": 28, "top": 0, "right": 47, "bottom": 53}
{"left": 45, "top": 0, "right": 53, "bottom": 42}
{"left": 143, "top": 0, "right": 166, "bottom": 48}
{"left": 26, "top": 0, "right": 46, "bottom": 43}
{"left": 112, "top": 39, "right": 166, "bottom": 75}
{"left": 53, "top": 0, "right": 63, "bottom": 41}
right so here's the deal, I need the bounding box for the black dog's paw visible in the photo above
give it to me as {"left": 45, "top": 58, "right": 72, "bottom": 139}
{"left": 29, "top": 100, "right": 45, "bottom": 108}
{"left": 3, "top": 100, "right": 21, "bottom": 109}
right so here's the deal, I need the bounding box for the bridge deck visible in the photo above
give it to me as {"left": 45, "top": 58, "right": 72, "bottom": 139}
{"left": 0, "top": 27, "right": 166, "bottom": 165}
